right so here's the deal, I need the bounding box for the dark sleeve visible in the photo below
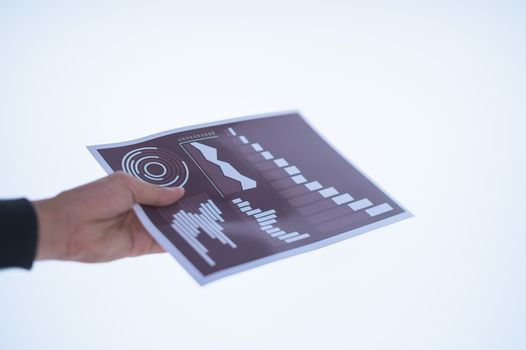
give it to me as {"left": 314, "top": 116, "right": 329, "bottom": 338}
{"left": 0, "top": 198, "right": 38, "bottom": 269}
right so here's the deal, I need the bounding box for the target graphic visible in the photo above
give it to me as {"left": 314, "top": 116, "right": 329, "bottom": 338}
{"left": 121, "top": 147, "right": 189, "bottom": 187}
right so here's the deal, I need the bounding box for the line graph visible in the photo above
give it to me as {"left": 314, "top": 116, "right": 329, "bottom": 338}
{"left": 181, "top": 140, "right": 257, "bottom": 196}
{"left": 190, "top": 142, "right": 256, "bottom": 190}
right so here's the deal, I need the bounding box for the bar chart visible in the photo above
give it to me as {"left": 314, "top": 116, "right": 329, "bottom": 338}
{"left": 231, "top": 197, "right": 311, "bottom": 244}
{"left": 168, "top": 194, "right": 236, "bottom": 266}
{"left": 227, "top": 125, "right": 395, "bottom": 236}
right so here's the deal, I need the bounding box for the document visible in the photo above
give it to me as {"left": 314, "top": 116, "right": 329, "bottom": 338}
{"left": 88, "top": 111, "right": 411, "bottom": 284}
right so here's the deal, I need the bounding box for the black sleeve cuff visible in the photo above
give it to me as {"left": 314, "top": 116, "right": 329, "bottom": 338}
{"left": 0, "top": 198, "right": 38, "bottom": 270}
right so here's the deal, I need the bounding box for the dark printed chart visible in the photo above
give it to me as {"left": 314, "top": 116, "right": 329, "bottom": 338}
{"left": 88, "top": 111, "right": 411, "bottom": 284}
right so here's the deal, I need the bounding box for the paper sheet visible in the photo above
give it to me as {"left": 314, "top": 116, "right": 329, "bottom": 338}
{"left": 88, "top": 111, "right": 411, "bottom": 284}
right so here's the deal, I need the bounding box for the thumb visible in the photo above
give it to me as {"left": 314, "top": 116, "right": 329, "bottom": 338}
{"left": 111, "top": 172, "right": 185, "bottom": 206}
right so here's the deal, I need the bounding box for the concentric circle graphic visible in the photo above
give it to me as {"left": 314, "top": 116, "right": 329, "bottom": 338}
{"left": 121, "top": 147, "right": 189, "bottom": 187}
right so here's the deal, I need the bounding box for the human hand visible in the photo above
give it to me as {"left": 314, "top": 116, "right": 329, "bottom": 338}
{"left": 33, "top": 172, "right": 184, "bottom": 263}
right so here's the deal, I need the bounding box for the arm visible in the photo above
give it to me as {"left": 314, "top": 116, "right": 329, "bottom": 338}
{"left": 1, "top": 172, "right": 184, "bottom": 268}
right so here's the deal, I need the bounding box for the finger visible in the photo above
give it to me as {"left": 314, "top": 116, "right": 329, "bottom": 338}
{"left": 148, "top": 240, "right": 166, "bottom": 254}
{"left": 110, "top": 171, "right": 185, "bottom": 206}
{"left": 133, "top": 228, "right": 166, "bottom": 255}
{"left": 126, "top": 213, "right": 167, "bottom": 257}
{"left": 137, "top": 228, "right": 167, "bottom": 255}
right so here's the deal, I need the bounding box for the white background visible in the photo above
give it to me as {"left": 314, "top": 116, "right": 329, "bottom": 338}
{"left": 1, "top": 1, "right": 525, "bottom": 349}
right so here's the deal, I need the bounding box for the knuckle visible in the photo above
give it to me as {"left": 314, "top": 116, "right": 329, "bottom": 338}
{"left": 111, "top": 171, "right": 131, "bottom": 184}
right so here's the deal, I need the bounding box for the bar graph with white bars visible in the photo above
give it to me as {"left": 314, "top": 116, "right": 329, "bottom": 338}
{"left": 171, "top": 199, "right": 236, "bottom": 267}
{"left": 227, "top": 126, "right": 395, "bottom": 233}
{"left": 232, "top": 198, "right": 311, "bottom": 244}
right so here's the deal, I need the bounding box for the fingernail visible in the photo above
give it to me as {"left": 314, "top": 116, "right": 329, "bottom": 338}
{"left": 168, "top": 187, "right": 185, "bottom": 194}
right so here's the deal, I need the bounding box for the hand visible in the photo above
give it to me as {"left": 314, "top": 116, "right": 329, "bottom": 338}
{"left": 33, "top": 172, "right": 185, "bottom": 263}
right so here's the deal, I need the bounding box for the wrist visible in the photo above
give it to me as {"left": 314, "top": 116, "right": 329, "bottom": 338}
{"left": 33, "top": 197, "right": 69, "bottom": 261}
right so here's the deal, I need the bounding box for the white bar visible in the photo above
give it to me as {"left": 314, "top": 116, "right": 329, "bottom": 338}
{"left": 240, "top": 206, "right": 252, "bottom": 212}
{"left": 173, "top": 215, "right": 198, "bottom": 239}
{"left": 228, "top": 127, "right": 237, "bottom": 136}
{"left": 198, "top": 208, "right": 220, "bottom": 229}
{"left": 261, "top": 151, "right": 273, "bottom": 160}
{"left": 175, "top": 212, "right": 200, "bottom": 236}
{"left": 285, "top": 233, "right": 310, "bottom": 243}
{"left": 259, "top": 219, "right": 277, "bottom": 226}
{"left": 201, "top": 203, "right": 219, "bottom": 222}
{"left": 217, "top": 232, "right": 237, "bottom": 248}
{"left": 205, "top": 203, "right": 224, "bottom": 222}
{"left": 266, "top": 227, "right": 281, "bottom": 234}
{"left": 237, "top": 201, "right": 250, "bottom": 207}
{"left": 305, "top": 181, "right": 322, "bottom": 191}
{"left": 202, "top": 203, "right": 219, "bottom": 220}
{"left": 274, "top": 158, "right": 289, "bottom": 167}
{"left": 256, "top": 214, "right": 277, "bottom": 222}
{"left": 171, "top": 221, "right": 209, "bottom": 254}
{"left": 251, "top": 143, "right": 263, "bottom": 151}
{"left": 172, "top": 223, "right": 216, "bottom": 266}
{"left": 207, "top": 199, "right": 222, "bottom": 215}
{"left": 270, "top": 230, "right": 287, "bottom": 237}
{"left": 349, "top": 198, "right": 373, "bottom": 211}
{"left": 284, "top": 166, "right": 300, "bottom": 175}
{"left": 254, "top": 209, "right": 276, "bottom": 218}
{"left": 239, "top": 136, "right": 248, "bottom": 144}
{"left": 232, "top": 198, "right": 242, "bottom": 204}
{"left": 190, "top": 213, "right": 222, "bottom": 242}
{"left": 193, "top": 211, "right": 236, "bottom": 248}
{"left": 260, "top": 225, "right": 273, "bottom": 231}
{"left": 195, "top": 210, "right": 236, "bottom": 248}
{"left": 192, "top": 213, "right": 223, "bottom": 242}
{"left": 332, "top": 193, "right": 354, "bottom": 205}
{"left": 179, "top": 235, "right": 215, "bottom": 266}
{"left": 198, "top": 209, "right": 223, "bottom": 231}
{"left": 366, "top": 203, "right": 394, "bottom": 217}
{"left": 279, "top": 232, "right": 300, "bottom": 240}
{"left": 292, "top": 175, "right": 307, "bottom": 184}
{"left": 246, "top": 209, "right": 262, "bottom": 216}
{"left": 213, "top": 226, "right": 238, "bottom": 248}
{"left": 319, "top": 187, "right": 338, "bottom": 198}
{"left": 179, "top": 211, "right": 202, "bottom": 235}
